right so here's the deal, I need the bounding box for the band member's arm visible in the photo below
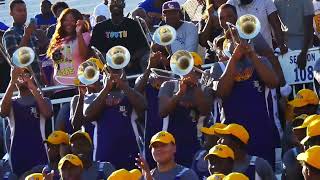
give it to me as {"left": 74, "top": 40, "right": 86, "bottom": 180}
{"left": 159, "top": 81, "right": 185, "bottom": 118}
{"left": 216, "top": 48, "right": 240, "bottom": 98}
{"left": 84, "top": 84, "right": 109, "bottom": 121}
{"left": 247, "top": 48, "right": 279, "bottom": 88}
{"left": 27, "top": 78, "right": 53, "bottom": 119}
{"left": 297, "top": 14, "right": 314, "bottom": 69}
{"left": 0, "top": 81, "right": 16, "bottom": 117}
{"left": 194, "top": 87, "right": 212, "bottom": 115}
{"left": 0, "top": 67, "right": 21, "bottom": 117}
{"left": 134, "top": 52, "right": 161, "bottom": 93}
{"left": 119, "top": 80, "right": 147, "bottom": 114}
{"left": 199, "top": 12, "right": 220, "bottom": 47}
{"left": 19, "top": 22, "right": 36, "bottom": 48}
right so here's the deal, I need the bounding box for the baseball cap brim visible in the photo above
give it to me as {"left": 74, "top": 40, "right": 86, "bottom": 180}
{"left": 201, "top": 127, "right": 215, "bottom": 135}
{"left": 149, "top": 138, "right": 173, "bottom": 148}
{"left": 288, "top": 99, "right": 307, "bottom": 108}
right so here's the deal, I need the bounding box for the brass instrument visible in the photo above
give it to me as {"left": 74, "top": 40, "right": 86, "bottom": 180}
{"left": 236, "top": 14, "right": 261, "bottom": 40}
{"left": 77, "top": 46, "right": 130, "bottom": 85}
{"left": 0, "top": 45, "right": 43, "bottom": 93}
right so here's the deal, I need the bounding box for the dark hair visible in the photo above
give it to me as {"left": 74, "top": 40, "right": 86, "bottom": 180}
{"left": 217, "top": 3, "right": 237, "bottom": 18}
{"left": 306, "top": 136, "right": 320, "bottom": 147}
{"left": 10, "top": 0, "right": 25, "bottom": 11}
{"left": 229, "top": 134, "right": 247, "bottom": 150}
{"left": 47, "top": 8, "right": 89, "bottom": 58}
{"left": 51, "top": 1, "right": 69, "bottom": 17}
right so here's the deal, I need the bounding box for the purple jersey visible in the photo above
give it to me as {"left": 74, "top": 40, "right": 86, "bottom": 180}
{"left": 93, "top": 96, "right": 139, "bottom": 170}
{"left": 9, "top": 97, "right": 49, "bottom": 177}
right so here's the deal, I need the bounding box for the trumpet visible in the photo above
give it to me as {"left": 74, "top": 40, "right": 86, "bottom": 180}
{"left": 77, "top": 46, "right": 130, "bottom": 85}
{"left": 0, "top": 45, "right": 43, "bottom": 93}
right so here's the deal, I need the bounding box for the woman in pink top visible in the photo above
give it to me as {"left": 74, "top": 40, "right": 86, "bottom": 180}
{"left": 47, "top": 8, "right": 91, "bottom": 85}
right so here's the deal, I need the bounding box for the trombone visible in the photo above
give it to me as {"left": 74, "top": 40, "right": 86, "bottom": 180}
{"left": 226, "top": 14, "right": 261, "bottom": 45}
{"left": 222, "top": 14, "right": 261, "bottom": 58}
{"left": 0, "top": 44, "right": 43, "bottom": 94}
{"left": 135, "top": 16, "right": 176, "bottom": 55}
{"left": 77, "top": 46, "right": 130, "bottom": 86}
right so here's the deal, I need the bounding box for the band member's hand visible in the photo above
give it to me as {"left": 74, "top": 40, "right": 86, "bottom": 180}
{"left": 43, "top": 170, "right": 54, "bottom": 180}
{"left": 297, "top": 51, "right": 307, "bottom": 69}
{"left": 103, "top": 73, "right": 115, "bottom": 92}
{"left": 76, "top": 20, "right": 85, "bottom": 34}
{"left": 279, "top": 43, "right": 288, "bottom": 55}
{"left": 183, "top": 75, "right": 198, "bottom": 87}
{"left": 176, "top": 79, "right": 187, "bottom": 97}
{"left": 10, "top": 67, "right": 21, "bottom": 83}
{"left": 135, "top": 153, "right": 152, "bottom": 180}
{"left": 78, "top": 86, "right": 87, "bottom": 97}
{"left": 26, "top": 77, "right": 38, "bottom": 91}
{"left": 114, "top": 74, "right": 129, "bottom": 90}
{"left": 147, "top": 51, "right": 161, "bottom": 69}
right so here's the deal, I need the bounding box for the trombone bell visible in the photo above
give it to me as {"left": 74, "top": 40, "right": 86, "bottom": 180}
{"left": 78, "top": 60, "right": 100, "bottom": 85}
{"left": 12, "top": 47, "right": 35, "bottom": 68}
{"left": 106, "top": 46, "right": 130, "bottom": 69}
{"left": 170, "top": 50, "right": 194, "bottom": 76}
{"left": 153, "top": 25, "right": 177, "bottom": 46}
{"left": 236, "top": 14, "right": 261, "bottom": 40}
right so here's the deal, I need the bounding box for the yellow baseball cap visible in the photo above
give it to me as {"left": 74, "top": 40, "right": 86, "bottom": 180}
{"left": 190, "top": 52, "right": 203, "bottom": 66}
{"left": 25, "top": 173, "right": 43, "bottom": 180}
{"left": 58, "top": 154, "right": 83, "bottom": 170}
{"left": 150, "top": 131, "right": 175, "bottom": 147}
{"left": 70, "top": 130, "right": 92, "bottom": 145}
{"left": 207, "top": 173, "right": 225, "bottom": 180}
{"left": 293, "top": 114, "right": 320, "bottom": 130}
{"left": 214, "top": 124, "right": 249, "bottom": 144}
{"left": 223, "top": 172, "right": 249, "bottom": 180}
{"left": 201, "top": 123, "right": 227, "bottom": 135}
{"left": 289, "top": 89, "right": 319, "bottom": 107}
{"left": 107, "top": 169, "right": 142, "bottom": 180}
{"left": 204, "top": 144, "right": 235, "bottom": 160}
{"left": 297, "top": 146, "right": 320, "bottom": 170}
{"left": 44, "top": 131, "right": 69, "bottom": 145}
{"left": 301, "top": 120, "right": 320, "bottom": 145}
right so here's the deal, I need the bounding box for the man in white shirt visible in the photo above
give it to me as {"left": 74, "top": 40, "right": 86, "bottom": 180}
{"left": 226, "top": 0, "right": 287, "bottom": 53}
{"left": 161, "top": 1, "right": 198, "bottom": 54}
{"left": 91, "top": 0, "right": 111, "bottom": 27}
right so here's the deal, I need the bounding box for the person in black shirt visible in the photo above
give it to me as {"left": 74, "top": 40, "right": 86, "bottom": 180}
{"left": 90, "top": 0, "right": 149, "bottom": 76}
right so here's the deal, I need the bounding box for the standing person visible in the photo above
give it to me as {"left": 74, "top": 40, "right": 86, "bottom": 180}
{"left": 134, "top": 51, "right": 170, "bottom": 169}
{"left": 215, "top": 124, "right": 275, "bottom": 179}
{"left": 91, "top": 0, "right": 110, "bottom": 27}
{"left": 84, "top": 67, "right": 147, "bottom": 170}
{"left": 0, "top": 67, "right": 53, "bottom": 177}
{"left": 46, "top": 8, "right": 91, "bottom": 86}
{"left": 2, "top": 0, "right": 49, "bottom": 85}
{"left": 35, "top": 0, "right": 57, "bottom": 31}
{"left": 274, "top": 0, "right": 314, "bottom": 69}
{"left": 297, "top": 146, "right": 320, "bottom": 180}
{"left": 161, "top": 1, "right": 198, "bottom": 54}
{"left": 208, "top": 3, "right": 280, "bottom": 168}
{"left": 46, "top": 1, "right": 69, "bottom": 39}
{"left": 90, "top": 0, "right": 149, "bottom": 76}
{"left": 158, "top": 57, "right": 212, "bottom": 167}
{"left": 70, "top": 79, "right": 103, "bottom": 139}
{"left": 69, "top": 131, "right": 115, "bottom": 179}
{"left": 136, "top": 131, "right": 199, "bottom": 180}
{"left": 226, "top": 0, "right": 287, "bottom": 52}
